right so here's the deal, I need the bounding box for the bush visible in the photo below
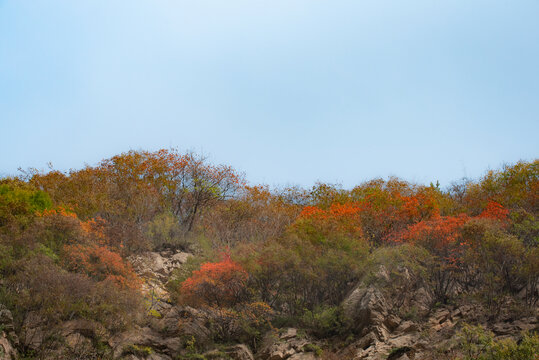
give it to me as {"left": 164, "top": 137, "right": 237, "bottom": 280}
{"left": 302, "top": 343, "right": 323, "bottom": 356}
{"left": 457, "top": 323, "right": 539, "bottom": 360}
{"left": 208, "top": 302, "right": 273, "bottom": 349}
{"left": 461, "top": 219, "right": 527, "bottom": 312}
{"left": 300, "top": 305, "right": 347, "bottom": 338}
{"left": 240, "top": 233, "right": 367, "bottom": 316}
{"left": 509, "top": 209, "right": 538, "bottom": 247}
{"left": 180, "top": 254, "right": 249, "bottom": 307}
{"left": 0, "top": 180, "right": 52, "bottom": 229}
{"left": 123, "top": 344, "right": 153, "bottom": 357}
{"left": 63, "top": 243, "right": 141, "bottom": 290}
{"left": 7, "top": 255, "right": 142, "bottom": 334}
{"left": 145, "top": 211, "right": 188, "bottom": 251}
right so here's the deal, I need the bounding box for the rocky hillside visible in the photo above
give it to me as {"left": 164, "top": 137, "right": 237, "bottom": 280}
{"left": 1, "top": 153, "right": 537, "bottom": 359}
{"left": 1, "top": 247, "right": 537, "bottom": 360}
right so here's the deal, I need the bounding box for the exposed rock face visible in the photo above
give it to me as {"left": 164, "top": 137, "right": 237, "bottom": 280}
{"left": 343, "top": 287, "right": 389, "bottom": 334}
{"left": 19, "top": 315, "right": 114, "bottom": 360}
{"left": 20, "top": 311, "right": 44, "bottom": 352}
{"left": 204, "top": 344, "right": 255, "bottom": 360}
{"left": 338, "top": 264, "right": 436, "bottom": 358}
{"left": 0, "top": 305, "right": 18, "bottom": 360}
{"left": 158, "top": 306, "right": 212, "bottom": 347}
{"left": 109, "top": 326, "right": 181, "bottom": 359}
{"left": 128, "top": 250, "right": 192, "bottom": 302}
{"left": 256, "top": 328, "right": 320, "bottom": 360}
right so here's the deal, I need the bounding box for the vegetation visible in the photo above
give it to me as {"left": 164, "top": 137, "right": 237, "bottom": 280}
{"left": 458, "top": 324, "right": 539, "bottom": 360}
{"left": 0, "top": 150, "right": 537, "bottom": 358}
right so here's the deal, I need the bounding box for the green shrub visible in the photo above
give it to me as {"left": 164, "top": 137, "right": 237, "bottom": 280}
{"left": 300, "top": 305, "right": 346, "bottom": 338}
{"left": 123, "top": 344, "right": 153, "bottom": 357}
{"left": 303, "top": 343, "right": 323, "bottom": 356}
{"left": 145, "top": 211, "right": 189, "bottom": 251}
{"left": 0, "top": 181, "right": 52, "bottom": 229}
{"left": 457, "top": 323, "right": 539, "bottom": 360}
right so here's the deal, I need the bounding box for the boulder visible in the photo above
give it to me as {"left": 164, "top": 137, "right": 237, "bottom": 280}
{"left": 171, "top": 252, "right": 191, "bottom": 264}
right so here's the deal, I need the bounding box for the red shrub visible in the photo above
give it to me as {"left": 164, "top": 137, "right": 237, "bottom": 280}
{"left": 479, "top": 200, "right": 509, "bottom": 225}
{"left": 180, "top": 255, "right": 248, "bottom": 307}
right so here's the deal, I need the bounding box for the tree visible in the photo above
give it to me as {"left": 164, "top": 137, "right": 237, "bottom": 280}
{"left": 397, "top": 214, "right": 471, "bottom": 303}
{"left": 100, "top": 149, "right": 244, "bottom": 234}
{"left": 199, "top": 185, "right": 303, "bottom": 248}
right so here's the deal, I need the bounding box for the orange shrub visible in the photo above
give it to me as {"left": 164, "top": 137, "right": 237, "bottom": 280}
{"left": 63, "top": 243, "right": 140, "bottom": 290}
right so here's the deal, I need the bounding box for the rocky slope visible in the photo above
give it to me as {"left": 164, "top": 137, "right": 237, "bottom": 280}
{"left": 6, "top": 251, "right": 537, "bottom": 360}
{"left": 114, "top": 253, "right": 538, "bottom": 360}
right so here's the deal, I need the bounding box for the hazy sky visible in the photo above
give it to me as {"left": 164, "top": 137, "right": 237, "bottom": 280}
{"left": 1, "top": 1, "right": 538, "bottom": 188}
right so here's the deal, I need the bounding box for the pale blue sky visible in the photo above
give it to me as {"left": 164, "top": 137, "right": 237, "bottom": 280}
{"left": 1, "top": 1, "right": 538, "bottom": 188}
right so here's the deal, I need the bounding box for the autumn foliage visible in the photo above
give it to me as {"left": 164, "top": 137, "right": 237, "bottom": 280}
{"left": 0, "top": 151, "right": 537, "bottom": 357}
{"left": 479, "top": 200, "right": 510, "bottom": 224}
{"left": 180, "top": 254, "right": 249, "bottom": 307}
{"left": 397, "top": 214, "right": 470, "bottom": 250}
{"left": 294, "top": 203, "right": 363, "bottom": 243}
{"left": 63, "top": 243, "right": 140, "bottom": 289}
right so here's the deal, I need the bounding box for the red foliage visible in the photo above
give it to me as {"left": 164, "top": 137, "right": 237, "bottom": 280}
{"left": 180, "top": 254, "right": 248, "bottom": 307}
{"left": 479, "top": 200, "right": 509, "bottom": 224}
{"left": 350, "top": 186, "right": 441, "bottom": 245}
{"left": 398, "top": 214, "right": 470, "bottom": 250}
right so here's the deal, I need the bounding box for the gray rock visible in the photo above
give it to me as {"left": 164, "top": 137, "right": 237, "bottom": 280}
{"left": 128, "top": 251, "right": 193, "bottom": 302}
{"left": 0, "top": 306, "right": 17, "bottom": 360}
{"left": 205, "top": 344, "right": 255, "bottom": 360}
{"left": 171, "top": 252, "right": 191, "bottom": 264}
{"left": 109, "top": 326, "right": 181, "bottom": 359}
{"left": 0, "top": 336, "right": 18, "bottom": 360}
{"left": 342, "top": 286, "right": 389, "bottom": 336}
{"left": 257, "top": 328, "right": 319, "bottom": 360}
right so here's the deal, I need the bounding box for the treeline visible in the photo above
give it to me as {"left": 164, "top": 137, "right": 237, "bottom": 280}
{"left": 0, "top": 149, "right": 537, "bottom": 357}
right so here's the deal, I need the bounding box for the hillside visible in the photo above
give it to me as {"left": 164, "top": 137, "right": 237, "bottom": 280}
{"left": 0, "top": 149, "right": 537, "bottom": 360}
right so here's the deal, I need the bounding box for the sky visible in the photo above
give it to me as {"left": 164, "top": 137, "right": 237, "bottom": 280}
{"left": 1, "top": 0, "right": 538, "bottom": 189}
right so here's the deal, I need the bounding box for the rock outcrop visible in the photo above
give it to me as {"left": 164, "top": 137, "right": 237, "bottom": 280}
{"left": 0, "top": 305, "right": 18, "bottom": 360}
{"left": 204, "top": 344, "right": 255, "bottom": 360}
{"left": 128, "top": 250, "right": 192, "bottom": 302}
{"left": 256, "top": 328, "right": 320, "bottom": 360}
{"left": 108, "top": 326, "right": 181, "bottom": 359}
